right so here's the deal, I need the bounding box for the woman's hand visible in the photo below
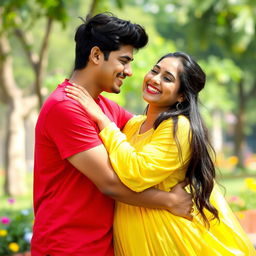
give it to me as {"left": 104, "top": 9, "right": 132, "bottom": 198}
{"left": 167, "top": 181, "right": 193, "bottom": 220}
{"left": 65, "top": 84, "right": 111, "bottom": 130}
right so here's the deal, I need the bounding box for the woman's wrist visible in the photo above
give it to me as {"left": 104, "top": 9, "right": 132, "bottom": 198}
{"left": 97, "top": 114, "right": 112, "bottom": 130}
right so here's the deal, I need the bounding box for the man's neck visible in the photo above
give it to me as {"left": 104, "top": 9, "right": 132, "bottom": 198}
{"left": 69, "top": 69, "right": 102, "bottom": 99}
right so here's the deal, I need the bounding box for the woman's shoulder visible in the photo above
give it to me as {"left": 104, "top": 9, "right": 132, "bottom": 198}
{"left": 178, "top": 115, "right": 190, "bottom": 128}
{"left": 155, "top": 115, "right": 190, "bottom": 135}
{"left": 157, "top": 115, "right": 189, "bottom": 126}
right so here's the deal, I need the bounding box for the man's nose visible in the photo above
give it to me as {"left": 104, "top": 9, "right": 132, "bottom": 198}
{"left": 124, "top": 63, "right": 132, "bottom": 77}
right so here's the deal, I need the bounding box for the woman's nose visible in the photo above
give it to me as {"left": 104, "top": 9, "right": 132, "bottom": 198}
{"left": 151, "top": 74, "right": 161, "bottom": 84}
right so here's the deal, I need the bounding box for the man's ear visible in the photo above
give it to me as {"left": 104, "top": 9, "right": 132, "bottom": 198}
{"left": 89, "top": 46, "right": 103, "bottom": 64}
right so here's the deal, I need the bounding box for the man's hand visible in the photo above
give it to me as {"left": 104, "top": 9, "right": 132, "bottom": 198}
{"left": 167, "top": 181, "right": 193, "bottom": 220}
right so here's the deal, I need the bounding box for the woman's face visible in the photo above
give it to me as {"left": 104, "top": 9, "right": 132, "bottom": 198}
{"left": 142, "top": 57, "right": 184, "bottom": 109}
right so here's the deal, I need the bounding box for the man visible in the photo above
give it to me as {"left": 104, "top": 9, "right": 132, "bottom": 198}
{"left": 31, "top": 13, "right": 192, "bottom": 255}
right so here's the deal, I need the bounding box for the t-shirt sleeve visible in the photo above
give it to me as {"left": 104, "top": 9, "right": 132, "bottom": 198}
{"left": 45, "top": 100, "right": 102, "bottom": 159}
{"left": 99, "top": 116, "right": 191, "bottom": 192}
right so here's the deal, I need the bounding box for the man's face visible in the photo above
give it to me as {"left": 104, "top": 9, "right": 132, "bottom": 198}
{"left": 97, "top": 45, "right": 134, "bottom": 94}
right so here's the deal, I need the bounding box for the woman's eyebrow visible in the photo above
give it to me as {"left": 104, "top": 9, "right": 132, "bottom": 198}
{"left": 165, "top": 71, "right": 176, "bottom": 81}
{"left": 155, "top": 64, "right": 176, "bottom": 81}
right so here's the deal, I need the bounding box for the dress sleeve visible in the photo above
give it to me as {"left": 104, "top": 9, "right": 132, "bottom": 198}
{"left": 99, "top": 116, "right": 191, "bottom": 192}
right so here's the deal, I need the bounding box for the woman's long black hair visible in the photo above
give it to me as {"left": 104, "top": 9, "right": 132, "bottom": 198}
{"left": 153, "top": 52, "right": 218, "bottom": 226}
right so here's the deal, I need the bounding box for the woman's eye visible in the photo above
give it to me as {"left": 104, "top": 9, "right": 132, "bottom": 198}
{"left": 151, "top": 69, "right": 158, "bottom": 74}
{"left": 163, "top": 77, "right": 172, "bottom": 82}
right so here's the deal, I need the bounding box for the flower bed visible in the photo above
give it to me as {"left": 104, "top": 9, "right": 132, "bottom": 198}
{"left": 0, "top": 198, "right": 33, "bottom": 256}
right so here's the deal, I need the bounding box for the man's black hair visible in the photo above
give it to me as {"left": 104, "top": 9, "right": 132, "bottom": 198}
{"left": 74, "top": 12, "right": 148, "bottom": 70}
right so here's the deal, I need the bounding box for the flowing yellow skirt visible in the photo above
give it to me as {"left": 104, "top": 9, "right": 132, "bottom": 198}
{"left": 114, "top": 185, "right": 256, "bottom": 256}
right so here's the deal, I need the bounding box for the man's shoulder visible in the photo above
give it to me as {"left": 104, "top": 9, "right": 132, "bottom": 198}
{"left": 42, "top": 89, "right": 83, "bottom": 116}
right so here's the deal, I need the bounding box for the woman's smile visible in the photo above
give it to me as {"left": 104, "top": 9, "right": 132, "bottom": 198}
{"left": 146, "top": 84, "right": 161, "bottom": 94}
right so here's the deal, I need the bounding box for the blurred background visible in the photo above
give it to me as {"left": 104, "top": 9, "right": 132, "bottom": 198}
{"left": 0, "top": 0, "right": 256, "bottom": 254}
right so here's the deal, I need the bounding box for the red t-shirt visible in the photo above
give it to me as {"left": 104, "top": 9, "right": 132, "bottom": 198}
{"left": 31, "top": 79, "right": 132, "bottom": 256}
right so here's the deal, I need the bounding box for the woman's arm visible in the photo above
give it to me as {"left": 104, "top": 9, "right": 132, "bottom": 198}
{"left": 99, "top": 118, "right": 191, "bottom": 192}
{"left": 65, "top": 84, "right": 191, "bottom": 192}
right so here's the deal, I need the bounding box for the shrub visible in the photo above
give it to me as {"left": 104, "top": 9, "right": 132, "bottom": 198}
{"left": 0, "top": 198, "right": 33, "bottom": 255}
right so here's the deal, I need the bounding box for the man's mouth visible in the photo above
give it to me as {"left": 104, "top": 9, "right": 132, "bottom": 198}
{"left": 117, "top": 72, "right": 126, "bottom": 79}
{"left": 116, "top": 78, "right": 123, "bottom": 87}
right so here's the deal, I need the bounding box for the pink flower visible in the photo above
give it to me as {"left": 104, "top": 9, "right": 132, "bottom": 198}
{"left": 1, "top": 216, "right": 11, "bottom": 225}
{"left": 229, "top": 196, "right": 239, "bottom": 202}
{"left": 7, "top": 198, "right": 15, "bottom": 204}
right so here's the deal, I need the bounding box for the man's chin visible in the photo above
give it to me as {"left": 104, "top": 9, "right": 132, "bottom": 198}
{"left": 111, "top": 86, "right": 121, "bottom": 94}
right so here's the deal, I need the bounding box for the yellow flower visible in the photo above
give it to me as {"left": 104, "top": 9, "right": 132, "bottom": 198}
{"left": 244, "top": 178, "right": 256, "bottom": 192}
{"left": 0, "top": 229, "right": 7, "bottom": 236}
{"left": 8, "top": 242, "right": 19, "bottom": 252}
{"left": 228, "top": 156, "right": 238, "bottom": 166}
{"left": 235, "top": 212, "right": 245, "bottom": 220}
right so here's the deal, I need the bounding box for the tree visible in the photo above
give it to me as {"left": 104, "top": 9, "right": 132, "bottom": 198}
{"left": 139, "top": 0, "right": 256, "bottom": 169}
{"left": 182, "top": 0, "right": 256, "bottom": 169}
{"left": 87, "top": 0, "right": 124, "bottom": 18}
{"left": 0, "top": 0, "right": 126, "bottom": 196}
{"left": 0, "top": 0, "right": 69, "bottom": 195}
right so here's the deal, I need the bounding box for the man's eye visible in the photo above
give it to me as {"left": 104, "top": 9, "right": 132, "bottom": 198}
{"left": 120, "top": 60, "right": 127, "bottom": 65}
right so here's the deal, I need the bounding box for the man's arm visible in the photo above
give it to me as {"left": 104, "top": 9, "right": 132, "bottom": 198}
{"left": 68, "top": 144, "right": 193, "bottom": 219}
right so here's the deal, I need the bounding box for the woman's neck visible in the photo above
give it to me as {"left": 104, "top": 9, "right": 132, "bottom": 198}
{"left": 140, "top": 105, "right": 166, "bottom": 133}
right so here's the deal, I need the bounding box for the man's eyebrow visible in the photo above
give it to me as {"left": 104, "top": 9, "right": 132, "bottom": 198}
{"left": 120, "top": 55, "right": 134, "bottom": 62}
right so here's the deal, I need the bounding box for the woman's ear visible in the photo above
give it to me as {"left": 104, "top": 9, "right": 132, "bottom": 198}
{"left": 89, "top": 46, "right": 102, "bottom": 64}
{"left": 178, "top": 94, "right": 185, "bottom": 103}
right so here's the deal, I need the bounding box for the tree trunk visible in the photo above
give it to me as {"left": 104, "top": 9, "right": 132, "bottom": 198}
{"left": 5, "top": 98, "right": 27, "bottom": 195}
{"left": 211, "top": 109, "right": 223, "bottom": 155}
{"left": 87, "top": 0, "right": 100, "bottom": 18}
{"left": 0, "top": 33, "right": 27, "bottom": 195}
{"left": 35, "top": 18, "right": 53, "bottom": 108}
{"left": 234, "top": 79, "right": 246, "bottom": 170}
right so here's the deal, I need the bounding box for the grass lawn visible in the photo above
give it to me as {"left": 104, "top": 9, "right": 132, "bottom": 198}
{"left": 218, "top": 176, "right": 247, "bottom": 197}
{"left": 0, "top": 171, "right": 33, "bottom": 211}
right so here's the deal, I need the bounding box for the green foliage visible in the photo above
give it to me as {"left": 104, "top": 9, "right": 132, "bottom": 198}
{"left": 36, "top": 0, "right": 70, "bottom": 26}
{"left": 128, "top": 0, "right": 256, "bottom": 157}
{"left": 199, "top": 56, "right": 241, "bottom": 112}
{"left": 1, "top": 0, "right": 70, "bottom": 31}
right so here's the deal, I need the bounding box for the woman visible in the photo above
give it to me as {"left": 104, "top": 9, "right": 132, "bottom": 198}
{"left": 65, "top": 52, "right": 255, "bottom": 255}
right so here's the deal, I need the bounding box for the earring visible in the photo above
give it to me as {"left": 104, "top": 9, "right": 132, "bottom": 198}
{"left": 176, "top": 102, "right": 183, "bottom": 111}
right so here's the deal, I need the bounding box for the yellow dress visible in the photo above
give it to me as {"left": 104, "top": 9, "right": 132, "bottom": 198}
{"left": 99, "top": 115, "right": 256, "bottom": 256}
